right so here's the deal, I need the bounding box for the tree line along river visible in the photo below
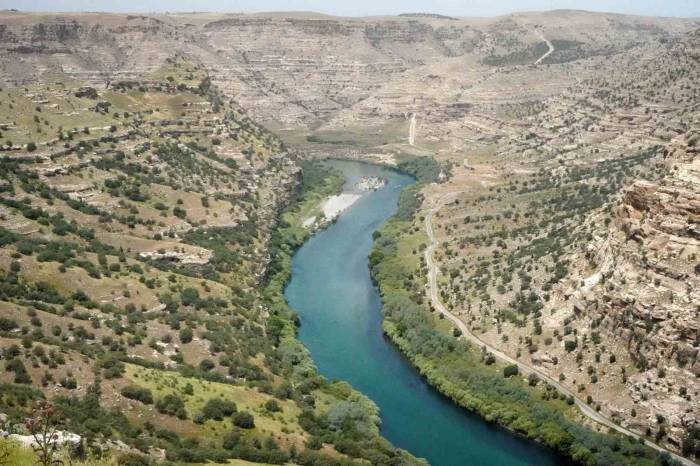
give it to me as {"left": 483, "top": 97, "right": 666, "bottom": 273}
{"left": 284, "top": 160, "right": 568, "bottom": 466}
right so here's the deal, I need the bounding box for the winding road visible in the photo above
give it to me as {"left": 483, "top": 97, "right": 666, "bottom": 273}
{"left": 423, "top": 192, "right": 696, "bottom": 466}
{"left": 533, "top": 29, "right": 555, "bottom": 65}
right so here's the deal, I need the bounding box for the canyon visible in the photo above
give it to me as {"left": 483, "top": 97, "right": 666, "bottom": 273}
{"left": 0, "top": 7, "right": 697, "bottom": 466}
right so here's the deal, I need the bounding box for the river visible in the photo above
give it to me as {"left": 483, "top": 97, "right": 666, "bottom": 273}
{"left": 284, "top": 160, "right": 566, "bottom": 466}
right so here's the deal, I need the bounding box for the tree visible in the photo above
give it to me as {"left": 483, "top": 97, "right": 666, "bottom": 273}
{"left": 27, "top": 142, "right": 37, "bottom": 152}
{"left": 156, "top": 394, "right": 186, "bottom": 419}
{"left": 180, "top": 288, "right": 199, "bottom": 306}
{"left": 264, "top": 399, "right": 281, "bottom": 412}
{"left": 121, "top": 385, "right": 153, "bottom": 404}
{"left": 528, "top": 373, "right": 540, "bottom": 386}
{"left": 503, "top": 364, "right": 519, "bottom": 378}
{"left": 179, "top": 327, "right": 193, "bottom": 344}
{"left": 201, "top": 398, "right": 237, "bottom": 421}
{"left": 26, "top": 401, "right": 61, "bottom": 466}
{"left": 199, "top": 359, "right": 215, "bottom": 371}
{"left": 232, "top": 411, "right": 255, "bottom": 429}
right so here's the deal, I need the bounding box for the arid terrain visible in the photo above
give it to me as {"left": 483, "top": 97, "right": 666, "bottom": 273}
{"left": 0, "top": 8, "right": 698, "bottom": 465}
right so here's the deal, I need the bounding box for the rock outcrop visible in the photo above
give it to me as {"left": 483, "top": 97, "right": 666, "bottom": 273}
{"left": 580, "top": 138, "right": 699, "bottom": 448}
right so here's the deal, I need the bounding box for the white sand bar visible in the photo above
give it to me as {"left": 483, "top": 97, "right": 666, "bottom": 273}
{"left": 322, "top": 193, "right": 361, "bottom": 220}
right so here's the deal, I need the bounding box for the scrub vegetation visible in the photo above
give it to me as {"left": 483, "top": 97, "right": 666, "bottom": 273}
{"left": 369, "top": 156, "right": 678, "bottom": 466}
{"left": 0, "top": 56, "right": 421, "bottom": 465}
{"left": 263, "top": 160, "right": 425, "bottom": 466}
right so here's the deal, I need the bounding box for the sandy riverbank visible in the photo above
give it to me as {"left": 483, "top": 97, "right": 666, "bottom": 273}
{"left": 303, "top": 176, "right": 386, "bottom": 229}
{"left": 322, "top": 193, "right": 361, "bottom": 219}
{"left": 302, "top": 193, "right": 360, "bottom": 229}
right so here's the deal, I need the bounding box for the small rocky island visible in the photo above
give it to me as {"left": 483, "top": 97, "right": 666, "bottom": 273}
{"left": 355, "top": 176, "right": 387, "bottom": 192}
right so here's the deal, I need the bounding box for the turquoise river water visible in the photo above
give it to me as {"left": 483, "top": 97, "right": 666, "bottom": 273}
{"left": 284, "top": 160, "right": 567, "bottom": 466}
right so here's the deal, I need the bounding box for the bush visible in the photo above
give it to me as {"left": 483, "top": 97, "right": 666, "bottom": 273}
{"left": 60, "top": 377, "right": 77, "bottom": 389}
{"left": 180, "top": 288, "right": 199, "bottom": 306}
{"left": 527, "top": 373, "right": 539, "bottom": 386}
{"left": 222, "top": 430, "right": 241, "bottom": 450}
{"left": 117, "top": 452, "right": 154, "bottom": 466}
{"left": 201, "top": 398, "right": 237, "bottom": 421}
{"left": 26, "top": 142, "right": 37, "bottom": 152}
{"left": 0, "top": 318, "right": 18, "bottom": 331}
{"left": 179, "top": 327, "right": 193, "bottom": 344}
{"left": 6, "top": 359, "right": 31, "bottom": 384}
{"left": 156, "top": 394, "right": 187, "bottom": 419}
{"left": 121, "top": 385, "right": 154, "bottom": 404}
{"left": 100, "top": 355, "right": 125, "bottom": 379}
{"left": 264, "top": 399, "right": 281, "bottom": 412}
{"left": 305, "top": 436, "right": 323, "bottom": 450}
{"left": 199, "top": 359, "right": 215, "bottom": 371}
{"left": 503, "top": 364, "right": 519, "bottom": 378}
{"left": 232, "top": 411, "right": 255, "bottom": 429}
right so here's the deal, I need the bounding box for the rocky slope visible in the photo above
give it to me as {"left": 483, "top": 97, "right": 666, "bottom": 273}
{"left": 0, "top": 11, "right": 694, "bottom": 130}
{"left": 0, "top": 7, "right": 698, "bottom": 463}
{"left": 578, "top": 133, "right": 699, "bottom": 449}
{"left": 424, "top": 27, "right": 699, "bottom": 458}
{"left": 0, "top": 48, "right": 420, "bottom": 465}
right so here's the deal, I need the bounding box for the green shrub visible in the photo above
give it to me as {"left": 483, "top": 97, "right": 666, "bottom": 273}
{"left": 100, "top": 355, "right": 125, "bottom": 379}
{"left": 201, "top": 398, "right": 237, "bottom": 421}
{"left": 60, "top": 377, "right": 77, "bottom": 389}
{"left": 117, "top": 453, "right": 153, "bottom": 466}
{"left": 5, "top": 359, "right": 31, "bottom": 384}
{"left": 156, "top": 394, "right": 187, "bottom": 419}
{"left": 121, "top": 385, "right": 154, "bottom": 404}
{"left": 199, "top": 359, "right": 215, "bottom": 371}
{"left": 179, "top": 327, "right": 193, "bottom": 344}
{"left": 232, "top": 411, "right": 254, "bottom": 429}
{"left": 264, "top": 399, "right": 281, "bottom": 412}
{"left": 503, "top": 364, "right": 519, "bottom": 378}
{"left": 0, "top": 318, "right": 18, "bottom": 331}
{"left": 180, "top": 288, "right": 199, "bottom": 306}
{"left": 173, "top": 207, "right": 187, "bottom": 219}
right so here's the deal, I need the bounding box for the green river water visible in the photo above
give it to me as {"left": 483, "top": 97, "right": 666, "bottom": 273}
{"left": 285, "top": 160, "right": 567, "bottom": 466}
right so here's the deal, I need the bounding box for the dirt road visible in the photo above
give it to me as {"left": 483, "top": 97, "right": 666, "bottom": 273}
{"left": 423, "top": 192, "right": 696, "bottom": 466}
{"left": 534, "top": 29, "right": 555, "bottom": 65}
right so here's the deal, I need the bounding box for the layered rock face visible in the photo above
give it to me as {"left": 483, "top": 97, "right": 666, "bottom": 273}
{"left": 421, "top": 25, "right": 700, "bottom": 456}
{"left": 0, "top": 7, "right": 698, "bottom": 459}
{"left": 585, "top": 141, "right": 699, "bottom": 446}
{"left": 0, "top": 10, "right": 694, "bottom": 134}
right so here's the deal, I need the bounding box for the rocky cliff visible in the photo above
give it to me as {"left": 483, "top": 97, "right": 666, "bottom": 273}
{"left": 580, "top": 134, "right": 699, "bottom": 448}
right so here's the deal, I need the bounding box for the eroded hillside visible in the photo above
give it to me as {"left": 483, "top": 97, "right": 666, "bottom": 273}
{"left": 422, "top": 27, "right": 700, "bottom": 458}
{"left": 0, "top": 51, "right": 421, "bottom": 466}
{"left": 0, "top": 8, "right": 698, "bottom": 465}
